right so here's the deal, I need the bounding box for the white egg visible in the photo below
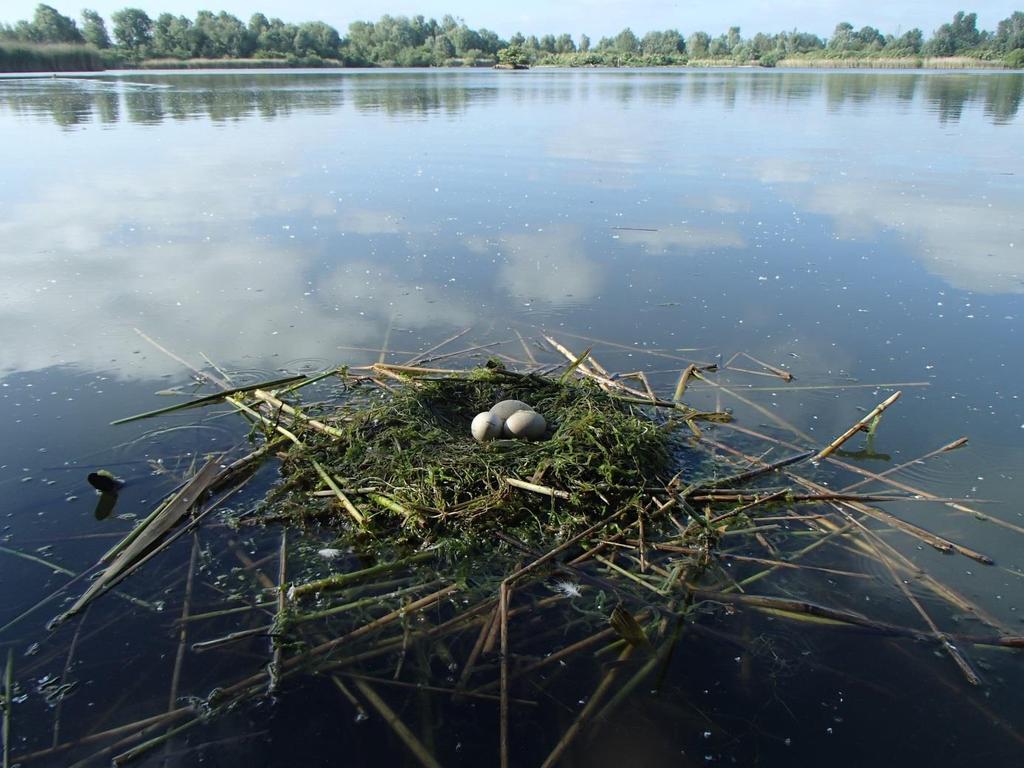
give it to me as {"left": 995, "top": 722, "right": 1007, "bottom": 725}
{"left": 490, "top": 399, "right": 533, "bottom": 421}
{"left": 503, "top": 409, "right": 546, "bottom": 440}
{"left": 471, "top": 411, "right": 504, "bottom": 442}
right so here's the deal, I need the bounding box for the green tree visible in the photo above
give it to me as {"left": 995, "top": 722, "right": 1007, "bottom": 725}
{"left": 451, "top": 24, "right": 483, "bottom": 55}
{"left": 257, "top": 17, "right": 298, "bottom": 56}
{"left": 613, "top": 27, "right": 640, "bottom": 54}
{"left": 81, "top": 9, "right": 110, "bottom": 48}
{"left": 926, "top": 11, "right": 982, "bottom": 55}
{"left": 478, "top": 28, "right": 502, "bottom": 54}
{"left": 152, "top": 13, "right": 179, "bottom": 56}
{"left": 708, "top": 35, "right": 728, "bottom": 56}
{"left": 578, "top": 33, "right": 590, "bottom": 52}
{"left": 212, "top": 12, "right": 251, "bottom": 57}
{"left": 30, "top": 4, "right": 83, "bottom": 43}
{"left": 497, "top": 43, "right": 528, "bottom": 67}
{"left": 294, "top": 21, "right": 340, "bottom": 58}
{"left": 828, "top": 21, "right": 856, "bottom": 51}
{"left": 886, "top": 28, "right": 923, "bottom": 54}
{"left": 857, "top": 25, "right": 884, "bottom": 50}
{"left": 554, "top": 33, "right": 575, "bottom": 53}
{"left": 687, "top": 31, "right": 710, "bottom": 57}
{"left": 726, "top": 26, "right": 741, "bottom": 51}
{"left": 640, "top": 29, "right": 683, "bottom": 55}
{"left": 993, "top": 11, "right": 1024, "bottom": 52}
{"left": 111, "top": 7, "right": 153, "bottom": 51}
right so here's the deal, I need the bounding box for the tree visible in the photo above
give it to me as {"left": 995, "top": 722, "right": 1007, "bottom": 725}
{"left": 497, "top": 44, "right": 528, "bottom": 67}
{"left": 578, "top": 33, "right": 590, "bottom": 52}
{"left": 212, "top": 12, "right": 251, "bottom": 57}
{"left": 152, "top": 13, "right": 181, "bottom": 56}
{"left": 539, "top": 33, "right": 556, "bottom": 53}
{"left": 613, "top": 27, "right": 640, "bottom": 54}
{"left": 828, "top": 21, "right": 856, "bottom": 51}
{"left": 294, "top": 21, "right": 340, "bottom": 58}
{"left": 857, "top": 26, "right": 884, "bottom": 50}
{"left": 726, "top": 26, "right": 741, "bottom": 51}
{"left": 886, "top": 28, "right": 923, "bottom": 54}
{"left": 432, "top": 34, "right": 455, "bottom": 62}
{"left": 259, "top": 17, "right": 298, "bottom": 56}
{"left": 81, "top": 9, "right": 110, "bottom": 48}
{"left": 451, "top": 24, "right": 483, "bottom": 55}
{"left": 994, "top": 11, "right": 1024, "bottom": 52}
{"left": 926, "top": 11, "right": 982, "bottom": 55}
{"left": 687, "top": 31, "right": 710, "bottom": 57}
{"left": 641, "top": 29, "right": 683, "bottom": 56}
{"left": 30, "top": 4, "right": 83, "bottom": 43}
{"left": 111, "top": 7, "right": 153, "bottom": 51}
{"left": 478, "top": 29, "right": 502, "bottom": 55}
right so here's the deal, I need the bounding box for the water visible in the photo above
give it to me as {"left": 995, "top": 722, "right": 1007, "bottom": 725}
{"left": 1, "top": 68, "right": 1023, "bottom": 766}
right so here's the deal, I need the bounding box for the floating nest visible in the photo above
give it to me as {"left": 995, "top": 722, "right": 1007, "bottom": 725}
{"left": 10, "top": 336, "right": 1017, "bottom": 768}
{"left": 268, "top": 362, "right": 697, "bottom": 550}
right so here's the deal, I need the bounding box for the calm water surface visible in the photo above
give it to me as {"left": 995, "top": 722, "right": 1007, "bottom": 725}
{"left": 1, "top": 69, "right": 1023, "bottom": 766}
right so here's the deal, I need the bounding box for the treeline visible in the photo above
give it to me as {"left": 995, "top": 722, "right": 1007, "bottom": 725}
{"left": 1, "top": 4, "right": 1023, "bottom": 71}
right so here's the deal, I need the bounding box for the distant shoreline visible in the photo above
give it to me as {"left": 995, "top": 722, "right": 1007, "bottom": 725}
{"left": 1, "top": 56, "right": 1014, "bottom": 74}
{"left": 0, "top": 50, "right": 1011, "bottom": 75}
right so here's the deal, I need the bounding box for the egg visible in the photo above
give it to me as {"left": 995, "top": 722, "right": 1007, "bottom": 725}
{"left": 471, "top": 411, "right": 504, "bottom": 442}
{"left": 503, "top": 409, "right": 546, "bottom": 440}
{"left": 490, "top": 399, "right": 533, "bottom": 421}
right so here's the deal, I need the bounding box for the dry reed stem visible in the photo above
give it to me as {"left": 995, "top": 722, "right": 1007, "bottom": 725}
{"left": 727, "top": 421, "right": 1024, "bottom": 538}
{"left": 704, "top": 434, "right": 993, "bottom": 564}
{"left": 513, "top": 329, "right": 537, "bottom": 365}
{"left": 252, "top": 389, "right": 345, "bottom": 438}
{"left": 849, "top": 523, "right": 981, "bottom": 685}
{"left": 539, "top": 643, "right": 636, "bottom": 768}
{"left": 15, "top": 707, "right": 194, "bottom": 764}
{"left": 352, "top": 679, "right": 445, "bottom": 768}
{"left": 226, "top": 396, "right": 303, "bottom": 444}
{"left": 673, "top": 364, "right": 696, "bottom": 401}
{"left": 134, "top": 328, "right": 230, "bottom": 390}
{"left": 50, "top": 606, "right": 91, "bottom": 749}
{"left": 311, "top": 461, "right": 365, "bottom": 525}
{"left": 165, "top": 535, "right": 199, "bottom": 742}
{"left": 740, "top": 351, "right": 794, "bottom": 381}
{"left": 404, "top": 326, "right": 472, "bottom": 365}
{"left": 3, "top": 650, "right": 11, "bottom": 768}
{"left": 814, "top": 391, "right": 901, "bottom": 461}
{"left": 498, "top": 582, "right": 510, "bottom": 768}
{"left": 503, "top": 476, "right": 571, "bottom": 499}
{"left": 268, "top": 530, "right": 288, "bottom": 694}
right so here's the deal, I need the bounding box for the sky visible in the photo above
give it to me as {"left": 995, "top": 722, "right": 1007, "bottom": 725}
{"left": 1, "top": 1, "right": 1020, "bottom": 39}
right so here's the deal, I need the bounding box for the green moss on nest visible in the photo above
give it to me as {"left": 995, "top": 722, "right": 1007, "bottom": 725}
{"left": 273, "top": 366, "right": 684, "bottom": 548}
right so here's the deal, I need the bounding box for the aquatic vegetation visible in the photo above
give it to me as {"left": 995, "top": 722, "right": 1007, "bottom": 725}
{"left": 3, "top": 333, "right": 1021, "bottom": 767}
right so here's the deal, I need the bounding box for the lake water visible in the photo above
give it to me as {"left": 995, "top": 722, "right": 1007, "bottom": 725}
{"left": 1, "top": 68, "right": 1023, "bottom": 766}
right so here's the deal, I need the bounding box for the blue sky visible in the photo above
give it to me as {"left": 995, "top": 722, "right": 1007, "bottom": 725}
{"left": 3, "top": 1, "right": 1020, "bottom": 39}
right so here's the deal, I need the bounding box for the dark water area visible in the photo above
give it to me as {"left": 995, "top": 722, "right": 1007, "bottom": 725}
{"left": 1, "top": 68, "right": 1022, "bottom": 766}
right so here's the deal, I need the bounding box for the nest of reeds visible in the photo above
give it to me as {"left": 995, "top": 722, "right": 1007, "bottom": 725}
{"left": 267, "top": 362, "right": 690, "bottom": 549}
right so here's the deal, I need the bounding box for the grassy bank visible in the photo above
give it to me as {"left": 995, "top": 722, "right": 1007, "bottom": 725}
{"left": 136, "top": 56, "right": 345, "bottom": 70}
{"left": 0, "top": 41, "right": 104, "bottom": 72}
{"left": 777, "top": 55, "right": 1007, "bottom": 69}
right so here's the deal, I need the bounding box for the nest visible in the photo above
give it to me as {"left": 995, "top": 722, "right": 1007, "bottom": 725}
{"left": 271, "top": 363, "right": 690, "bottom": 549}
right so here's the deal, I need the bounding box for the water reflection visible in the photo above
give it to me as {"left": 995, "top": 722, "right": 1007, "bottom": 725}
{"left": 1, "top": 69, "right": 1023, "bottom": 768}
{"left": 1, "top": 70, "right": 1020, "bottom": 127}
{"left": 0, "top": 68, "right": 1021, "bottom": 387}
